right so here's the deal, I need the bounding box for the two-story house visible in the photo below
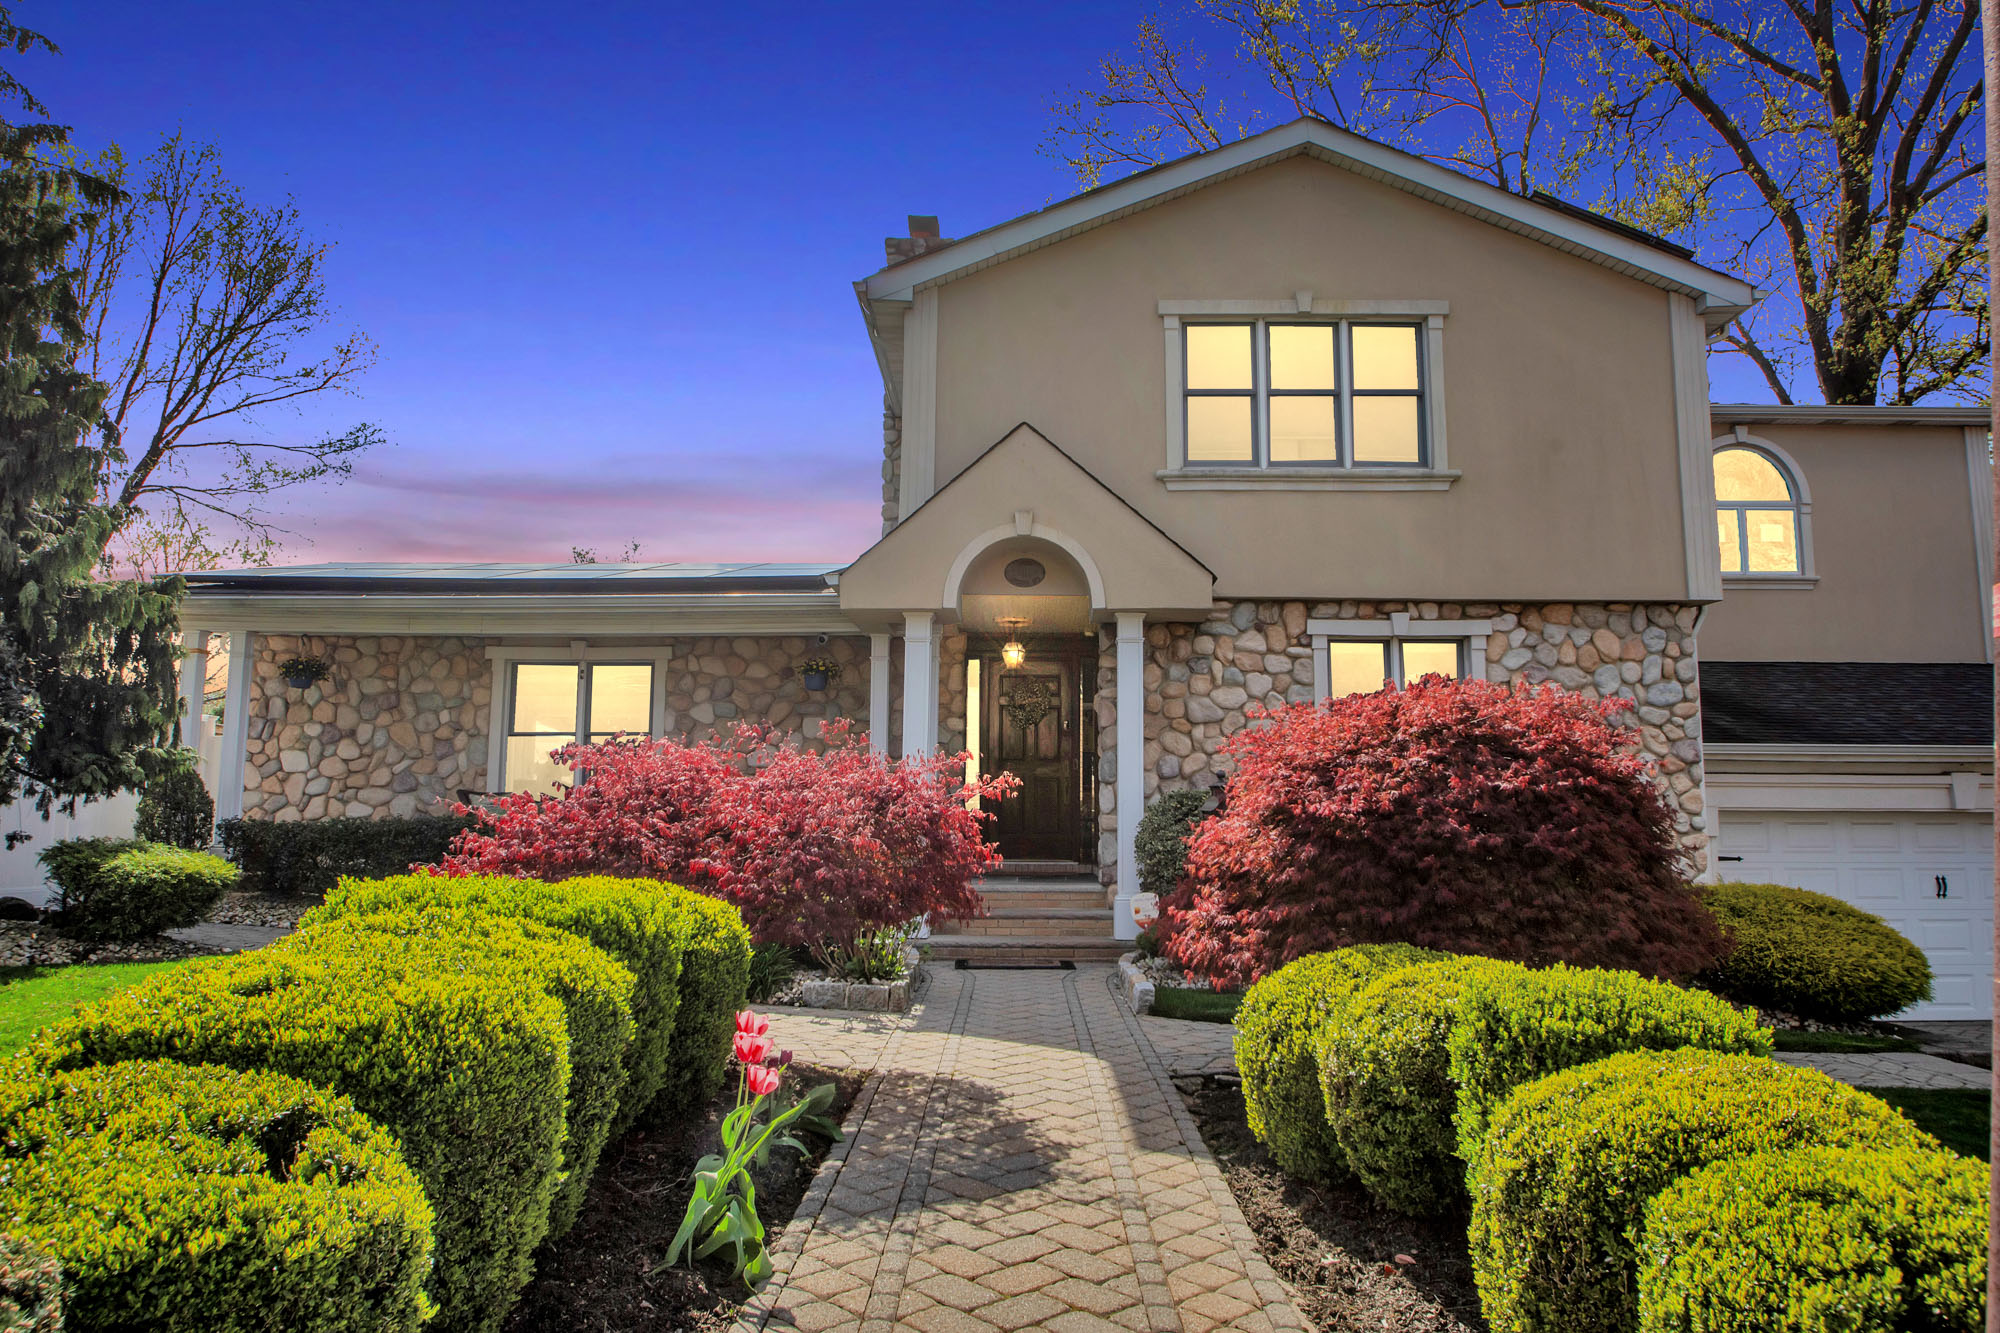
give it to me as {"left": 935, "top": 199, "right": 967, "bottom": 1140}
{"left": 169, "top": 119, "right": 1994, "bottom": 1016}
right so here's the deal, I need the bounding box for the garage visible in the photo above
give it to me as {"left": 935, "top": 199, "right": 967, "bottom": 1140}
{"left": 1714, "top": 810, "right": 1993, "bottom": 1020}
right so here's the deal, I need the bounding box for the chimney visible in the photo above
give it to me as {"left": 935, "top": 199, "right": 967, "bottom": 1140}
{"left": 885, "top": 215, "right": 953, "bottom": 265}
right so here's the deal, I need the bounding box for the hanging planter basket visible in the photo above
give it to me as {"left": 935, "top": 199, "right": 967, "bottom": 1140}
{"left": 276, "top": 656, "right": 332, "bottom": 690}
{"left": 798, "top": 656, "right": 842, "bottom": 692}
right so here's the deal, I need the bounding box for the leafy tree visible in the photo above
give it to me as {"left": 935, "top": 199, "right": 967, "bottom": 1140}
{"left": 78, "top": 132, "right": 380, "bottom": 575}
{"left": 0, "top": 18, "right": 181, "bottom": 818}
{"left": 1050, "top": 0, "right": 1985, "bottom": 405}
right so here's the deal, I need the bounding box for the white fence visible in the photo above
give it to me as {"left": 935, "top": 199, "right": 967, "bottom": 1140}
{"left": 1, "top": 717, "right": 225, "bottom": 908}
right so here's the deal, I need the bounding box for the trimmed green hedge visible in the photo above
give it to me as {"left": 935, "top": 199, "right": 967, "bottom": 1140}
{"left": 654, "top": 885, "right": 752, "bottom": 1113}
{"left": 1234, "top": 944, "right": 1444, "bottom": 1181}
{"left": 216, "top": 814, "right": 475, "bottom": 897}
{"left": 312, "top": 873, "right": 683, "bottom": 1133}
{"left": 1699, "top": 881, "right": 1934, "bottom": 1022}
{"left": 1636, "top": 1144, "right": 1986, "bottom": 1332}
{"left": 135, "top": 759, "right": 214, "bottom": 851}
{"left": 1318, "top": 956, "right": 1526, "bottom": 1215}
{"left": 1136, "top": 788, "right": 1211, "bottom": 895}
{"left": 1468, "top": 1050, "right": 1934, "bottom": 1333}
{"left": 284, "top": 910, "right": 635, "bottom": 1240}
{"left": 0, "top": 1234, "right": 59, "bottom": 1333}
{"left": 0, "top": 1059, "right": 433, "bottom": 1333}
{"left": 33, "top": 943, "right": 569, "bottom": 1333}
{"left": 1448, "top": 962, "right": 1771, "bottom": 1161}
{"left": 39, "top": 838, "right": 237, "bottom": 941}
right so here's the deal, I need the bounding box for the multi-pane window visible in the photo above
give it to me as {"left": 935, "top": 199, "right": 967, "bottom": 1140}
{"left": 1713, "top": 446, "right": 1802, "bottom": 575}
{"left": 1184, "top": 321, "right": 1426, "bottom": 467}
{"left": 1323, "top": 637, "right": 1464, "bottom": 700}
{"left": 504, "top": 661, "right": 655, "bottom": 792}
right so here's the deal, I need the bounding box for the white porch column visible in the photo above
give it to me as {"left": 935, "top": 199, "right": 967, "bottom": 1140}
{"left": 176, "top": 627, "right": 210, "bottom": 748}
{"left": 1114, "top": 611, "right": 1146, "bottom": 939}
{"left": 216, "top": 630, "right": 253, "bottom": 821}
{"left": 868, "top": 632, "right": 892, "bottom": 755}
{"left": 899, "top": 613, "right": 936, "bottom": 756}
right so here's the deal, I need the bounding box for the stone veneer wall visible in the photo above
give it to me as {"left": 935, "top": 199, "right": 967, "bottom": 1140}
{"left": 1093, "top": 599, "right": 1710, "bottom": 878}
{"left": 243, "top": 634, "right": 492, "bottom": 822}
{"left": 881, "top": 394, "right": 901, "bottom": 532}
{"left": 242, "top": 632, "right": 894, "bottom": 821}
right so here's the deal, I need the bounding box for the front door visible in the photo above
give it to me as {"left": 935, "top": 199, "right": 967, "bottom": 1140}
{"left": 981, "top": 649, "right": 1083, "bottom": 861}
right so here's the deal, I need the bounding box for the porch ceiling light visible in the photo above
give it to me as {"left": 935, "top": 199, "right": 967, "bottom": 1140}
{"left": 997, "top": 617, "right": 1029, "bottom": 669}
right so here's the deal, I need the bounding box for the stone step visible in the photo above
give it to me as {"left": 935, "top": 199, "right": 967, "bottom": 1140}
{"left": 972, "top": 887, "right": 1108, "bottom": 910}
{"left": 990, "top": 859, "right": 1095, "bottom": 879}
{"left": 926, "top": 935, "right": 1130, "bottom": 964}
{"left": 935, "top": 908, "right": 1116, "bottom": 939}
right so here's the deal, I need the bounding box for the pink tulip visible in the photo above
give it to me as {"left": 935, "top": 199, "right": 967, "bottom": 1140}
{"left": 746, "top": 1064, "right": 782, "bottom": 1097}
{"left": 735, "top": 1009, "right": 770, "bottom": 1038}
{"left": 734, "top": 1032, "right": 772, "bottom": 1066}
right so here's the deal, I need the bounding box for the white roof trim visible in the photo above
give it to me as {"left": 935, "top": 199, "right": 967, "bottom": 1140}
{"left": 862, "top": 119, "right": 1756, "bottom": 320}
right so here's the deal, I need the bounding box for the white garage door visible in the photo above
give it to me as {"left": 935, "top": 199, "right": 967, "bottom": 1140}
{"left": 1715, "top": 811, "right": 1994, "bottom": 1020}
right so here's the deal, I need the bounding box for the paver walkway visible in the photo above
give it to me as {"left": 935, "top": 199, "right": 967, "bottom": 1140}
{"left": 748, "top": 965, "right": 1306, "bottom": 1333}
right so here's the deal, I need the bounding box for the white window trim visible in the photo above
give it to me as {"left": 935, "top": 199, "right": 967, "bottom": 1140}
{"left": 1161, "top": 296, "right": 1453, "bottom": 488}
{"left": 1711, "top": 428, "right": 1817, "bottom": 587}
{"left": 483, "top": 643, "right": 674, "bottom": 793}
{"left": 1306, "top": 615, "right": 1493, "bottom": 701}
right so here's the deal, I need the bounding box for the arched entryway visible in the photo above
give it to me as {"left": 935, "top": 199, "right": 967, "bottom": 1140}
{"left": 951, "top": 535, "right": 1099, "bottom": 864}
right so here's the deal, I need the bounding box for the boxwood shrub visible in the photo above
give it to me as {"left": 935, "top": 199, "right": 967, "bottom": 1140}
{"left": 1318, "top": 955, "right": 1527, "bottom": 1215}
{"left": 1234, "top": 943, "right": 1444, "bottom": 1181}
{"left": 284, "top": 910, "right": 635, "bottom": 1239}
{"left": 0, "top": 1059, "right": 433, "bottom": 1333}
{"left": 134, "top": 759, "right": 215, "bottom": 851}
{"left": 1448, "top": 962, "right": 1771, "bottom": 1161}
{"left": 0, "top": 1233, "right": 59, "bottom": 1333}
{"left": 653, "top": 884, "right": 752, "bottom": 1113}
{"left": 1635, "top": 1144, "right": 1985, "bottom": 1333}
{"left": 1699, "top": 881, "right": 1934, "bottom": 1022}
{"left": 33, "top": 943, "right": 569, "bottom": 1333}
{"left": 1136, "top": 788, "right": 1211, "bottom": 895}
{"left": 1467, "top": 1050, "right": 1934, "bottom": 1333}
{"left": 216, "top": 813, "right": 476, "bottom": 897}
{"left": 312, "top": 872, "right": 683, "bottom": 1133}
{"left": 39, "top": 838, "right": 237, "bottom": 941}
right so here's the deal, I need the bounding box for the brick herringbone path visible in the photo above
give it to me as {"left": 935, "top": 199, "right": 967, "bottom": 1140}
{"left": 740, "top": 966, "right": 1306, "bottom": 1333}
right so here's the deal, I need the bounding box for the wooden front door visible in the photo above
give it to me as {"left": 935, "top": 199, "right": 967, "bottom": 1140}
{"left": 981, "top": 650, "right": 1083, "bottom": 861}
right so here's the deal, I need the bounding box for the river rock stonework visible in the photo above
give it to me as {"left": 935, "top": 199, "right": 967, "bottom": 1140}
{"left": 242, "top": 634, "right": 492, "bottom": 822}
{"left": 240, "top": 633, "right": 894, "bottom": 821}
{"left": 1095, "top": 599, "right": 1711, "bottom": 878}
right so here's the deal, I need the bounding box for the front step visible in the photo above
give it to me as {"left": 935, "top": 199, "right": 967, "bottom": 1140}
{"left": 935, "top": 906, "right": 1115, "bottom": 938}
{"left": 926, "top": 935, "right": 1129, "bottom": 965}
{"left": 994, "top": 859, "right": 1095, "bottom": 879}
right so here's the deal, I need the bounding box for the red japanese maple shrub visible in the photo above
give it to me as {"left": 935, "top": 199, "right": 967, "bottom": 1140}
{"left": 438, "top": 722, "right": 1016, "bottom": 968}
{"left": 1160, "top": 677, "right": 1720, "bottom": 989}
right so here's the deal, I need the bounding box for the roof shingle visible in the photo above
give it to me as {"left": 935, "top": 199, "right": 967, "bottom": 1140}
{"left": 1700, "top": 661, "right": 1992, "bottom": 746}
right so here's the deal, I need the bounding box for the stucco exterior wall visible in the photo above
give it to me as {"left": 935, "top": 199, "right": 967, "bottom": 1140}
{"left": 1697, "top": 421, "right": 1989, "bottom": 663}
{"left": 927, "top": 155, "right": 1693, "bottom": 601}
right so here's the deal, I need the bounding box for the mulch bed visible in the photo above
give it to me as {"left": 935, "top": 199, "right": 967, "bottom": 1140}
{"left": 507, "top": 1062, "right": 867, "bottom": 1333}
{"left": 1180, "top": 1077, "right": 1487, "bottom": 1333}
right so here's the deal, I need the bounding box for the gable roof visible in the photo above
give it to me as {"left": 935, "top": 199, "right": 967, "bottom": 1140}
{"left": 837, "top": 423, "right": 1215, "bottom": 620}
{"left": 859, "top": 118, "right": 1757, "bottom": 323}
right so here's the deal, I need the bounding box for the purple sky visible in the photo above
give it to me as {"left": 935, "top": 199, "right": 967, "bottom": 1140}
{"left": 35, "top": 2, "right": 1775, "bottom": 568}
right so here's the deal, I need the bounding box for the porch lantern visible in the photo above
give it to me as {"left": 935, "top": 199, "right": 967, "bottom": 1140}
{"left": 997, "top": 618, "right": 1028, "bottom": 669}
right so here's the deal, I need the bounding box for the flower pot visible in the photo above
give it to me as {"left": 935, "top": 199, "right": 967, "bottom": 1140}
{"left": 285, "top": 672, "right": 317, "bottom": 689}
{"left": 802, "top": 669, "right": 830, "bottom": 692}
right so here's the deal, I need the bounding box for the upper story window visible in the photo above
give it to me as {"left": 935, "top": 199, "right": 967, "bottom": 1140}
{"left": 1184, "top": 320, "right": 1427, "bottom": 468}
{"left": 1713, "top": 445, "right": 1805, "bottom": 577}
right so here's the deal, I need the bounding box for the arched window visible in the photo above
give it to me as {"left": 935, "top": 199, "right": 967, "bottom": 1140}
{"left": 1713, "top": 445, "right": 1805, "bottom": 575}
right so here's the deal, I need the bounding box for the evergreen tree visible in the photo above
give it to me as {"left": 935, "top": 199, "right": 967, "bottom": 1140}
{"left": 0, "top": 106, "right": 181, "bottom": 817}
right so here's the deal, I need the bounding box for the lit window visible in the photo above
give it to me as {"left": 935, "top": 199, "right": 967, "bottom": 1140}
{"left": 504, "top": 661, "right": 655, "bottom": 793}
{"left": 1183, "top": 320, "right": 1428, "bottom": 468}
{"left": 1713, "top": 446, "right": 1802, "bottom": 575}
{"left": 1322, "top": 637, "right": 1464, "bottom": 700}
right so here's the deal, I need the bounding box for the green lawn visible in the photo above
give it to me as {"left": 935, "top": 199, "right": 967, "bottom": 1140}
{"left": 0, "top": 961, "right": 191, "bottom": 1054}
{"left": 1771, "top": 1029, "right": 1921, "bottom": 1054}
{"left": 1860, "top": 1086, "right": 1990, "bottom": 1160}
{"left": 1150, "top": 986, "right": 1243, "bottom": 1023}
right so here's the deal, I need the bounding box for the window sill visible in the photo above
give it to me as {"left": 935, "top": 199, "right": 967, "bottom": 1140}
{"left": 1722, "top": 575, "right": 1818, "bottom": 590}
{"left": 1157, "top": 466, "right": 1461, "bottom": 491}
